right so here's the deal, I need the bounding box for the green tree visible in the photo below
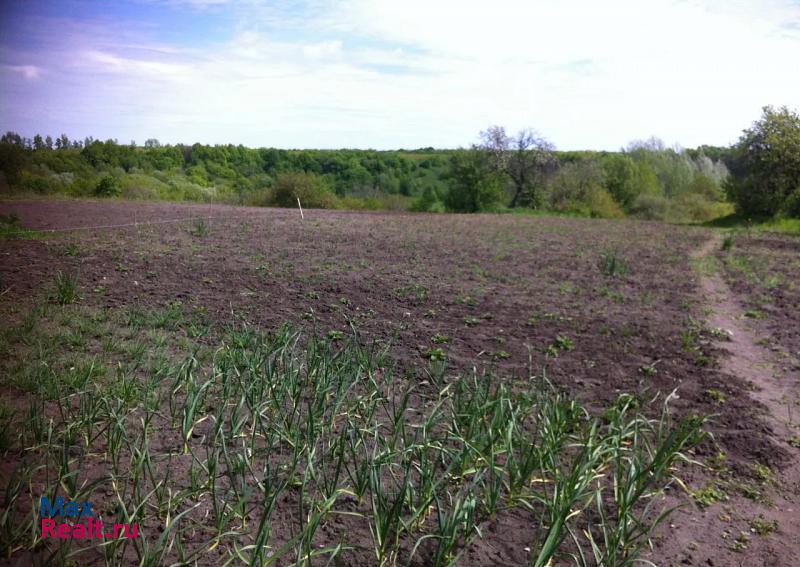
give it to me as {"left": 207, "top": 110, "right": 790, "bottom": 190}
{"left": 626, "top": 138, "right": 694, "bottom": 198}
{"left": 444, "top": 149, "right": 505, "bottom": 212}
{"left": 272, "top": 171, "right": 338, "bottom": 209}
{"left": 602, "top": 154, "right": 640, "bottom": 209}
{"left": 479, "top": 125, "right": 556, "bottom": 208}
{"left": 410, "top": 186, "right": 444, "bottom": 212}
{"left": 0, "top": 141, "right": 26, "bottom": 184}
{"left": 548, "top": 160, "right": 624, "bottom": 218}
{"left": 55, "top": 133, "right": 70, "bottom": 150}
{"left": 94, "top": 175, "right": 121, "bottom": 197}
{"left": 632, "top": 160, "right": 660, "bottom": 197}
{"left": 726, "top": 105, "right": 800, "bottom": 217}
{"left": 686, "top": 174, "right": 721, "bottom": 200}
{"left": 1, "top": 132, "right": 22, "bottom": 146}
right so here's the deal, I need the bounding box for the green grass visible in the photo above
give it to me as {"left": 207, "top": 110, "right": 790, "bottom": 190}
{"left": 705, "top": 214, "right": 800, "bottom": 236}
{"left": 0, "top": 213, "right": 44, "bottom": 240}
{"left": 721, "top": 233, "right": 735, "bottom": 251}
{"left": 52, "top": 271, "right": 79, "bottom": 305}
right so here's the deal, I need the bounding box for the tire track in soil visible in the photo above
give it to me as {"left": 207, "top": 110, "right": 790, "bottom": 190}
{"left": 665, "top": 233, "right": 800, "bottom": 566}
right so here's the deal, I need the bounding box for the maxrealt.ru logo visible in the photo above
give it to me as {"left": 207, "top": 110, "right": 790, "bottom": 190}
{"left": 40, "top": 496, "right": 139, "bottom": 540}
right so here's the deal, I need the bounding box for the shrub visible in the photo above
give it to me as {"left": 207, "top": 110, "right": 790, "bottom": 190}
{"left": 94, "top": 175, "right": 121, "bottom": 197}
{"left": 121, "top": 184, "right": 159, "bottom": 201}
{"left": 411, "top": 187, "right": 445, "bottom": 213}
{"left": 121, "top": 173, "right": 171, "bottom": 201}
{"left": 0, "top": 213, "right": 23, "bottom": 239}
{"left": 586, "top": 188, "right": 625, "bottom": 219}
{"left": 247, "top": 186, "right": 275, "bottom": 207}
{"left": 671, "top": 193, "right": 721, "bottom": 222}
{"left": 599, "top": 249, "right": 629, "bottom": 277}
{"left": 687, "top": 174, "right": 722, "bottom": 201}
{"left": 782, "top": 187, "right": 800, "bottom": 218}
{"left": 271, "top": 171, "right": 339, "bottom": 209}
{"left": 20, "top": 175, "right": 50, "bottom": 194}
{"left": 67, "top": 176, "right": 97, "bottom": 197}
{"left": 630, "top": 193, "right": 670, "bottom": 221}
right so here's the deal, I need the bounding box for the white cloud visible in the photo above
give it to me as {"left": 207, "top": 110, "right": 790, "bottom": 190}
{"left": 2, "top": 0, "right": 798, "bottom": 148}
{"left": 3, "top": 64, "right": 42, "bottom": 79}
{"left": 80, "top": 50, "right": 194, "bottom": 78}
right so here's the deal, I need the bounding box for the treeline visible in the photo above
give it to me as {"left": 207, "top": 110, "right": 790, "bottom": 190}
{"left": 424, "top": 130, "right": 731, "bottom": 222}
{"left": 0, "top": 105, "right": 797, "bottom": 221}
{"left": 0, "top": 133, "right": 729, "bottom": 221}
{"left": 0, "top": 134, "right": 450, "bottom": 210}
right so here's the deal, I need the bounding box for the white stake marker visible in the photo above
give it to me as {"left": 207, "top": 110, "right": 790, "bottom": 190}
{"left": 297, "top": 197, "right": 304, "bottom": 219}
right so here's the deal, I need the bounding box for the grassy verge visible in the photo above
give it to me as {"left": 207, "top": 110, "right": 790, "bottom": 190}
{"left": 705, "top": 214, "right": 800, "bottom": 236}
{"left": 0, "top": 213, "right": 47, "bottom": 240}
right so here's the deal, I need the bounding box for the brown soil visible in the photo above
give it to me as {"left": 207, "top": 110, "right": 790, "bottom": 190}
{"left": 650, "top": 235, "right": 800, "bottom": 566}
{"left": 1, "top": 199, "right": 799, "bottom": 566}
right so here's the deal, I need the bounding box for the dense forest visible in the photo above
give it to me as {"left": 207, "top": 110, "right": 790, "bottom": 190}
{"left": 1, "top": 106, "right": 798, "bottom": 223}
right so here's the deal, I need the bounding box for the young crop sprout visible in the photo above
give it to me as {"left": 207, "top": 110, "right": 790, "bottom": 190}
{"left": 599, "top": 249, "right": 629, "bottom": 277}
{"left": 1, "top": 310, "right": 706, "bottom": 566}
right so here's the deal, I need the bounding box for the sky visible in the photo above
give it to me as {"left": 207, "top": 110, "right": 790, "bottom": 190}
{"left": 0, "top": 0, "right": 798, "bottom": 150}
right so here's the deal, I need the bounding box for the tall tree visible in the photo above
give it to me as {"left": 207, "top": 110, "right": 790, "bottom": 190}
{"left": 479, "top": 126, "right": 556, "bottom": 208}
{"left": 726, "top": 105, "right": 800, "bottom": 216}
{"left": 444, "top": 148, "right": 505, "bottom": 212}
{"left": 1, "top": 131, "right": 23, "bottom": 145}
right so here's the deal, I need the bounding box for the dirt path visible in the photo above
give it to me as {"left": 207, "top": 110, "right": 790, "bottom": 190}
{"left": 665, "top": 233, "right": 800, "bottom": 565}
{"left": 694, "top": 235, "right": 800, "bottom": 431}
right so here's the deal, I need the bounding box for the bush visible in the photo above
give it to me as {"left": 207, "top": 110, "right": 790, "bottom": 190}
{"left": 94, "top": 175, "right": 121, "bottom": 197}
{"left": 20, "top": 175, "right": 50, "bottom": 194}
{"left": 0, "top": 213, "right": 21, "bottom": 238}
{"left": 122, "top": 184, "right": 159, "bottom": 201}
{"left": 411, "top": 187, "right": 445, "bottom": 213}
{"left": 67, "top": 176, "right": 97, "bottom": 197}
{"left": 687, "top": 174, "right": 722, "bottom": 201}
{"left": 630, "top": 194, "right": 670, "bottom": 221}
{"left": 271, "top": 172, "right": 339, "bottom": 209}
{"left": 546, "top": 160, "right": 625, "bottom": 219}
{"left": 671, "top": 193, "right": 721, "bottom": 222}
{"left": 246, "top": 186, "right": 274, "bottom": 207}
{"left": 586, "top": 188, "right": 625, "bottom": 219}
{"left": 782, "top": 187, "right": 800, "bottom": 218}
{"left": 121, "top": 173, "right": 170, "bottom": 201}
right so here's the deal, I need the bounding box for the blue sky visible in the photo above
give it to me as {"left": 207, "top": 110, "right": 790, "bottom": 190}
{"left": 1, "top": 0, "right": 798, "bottom": 150}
